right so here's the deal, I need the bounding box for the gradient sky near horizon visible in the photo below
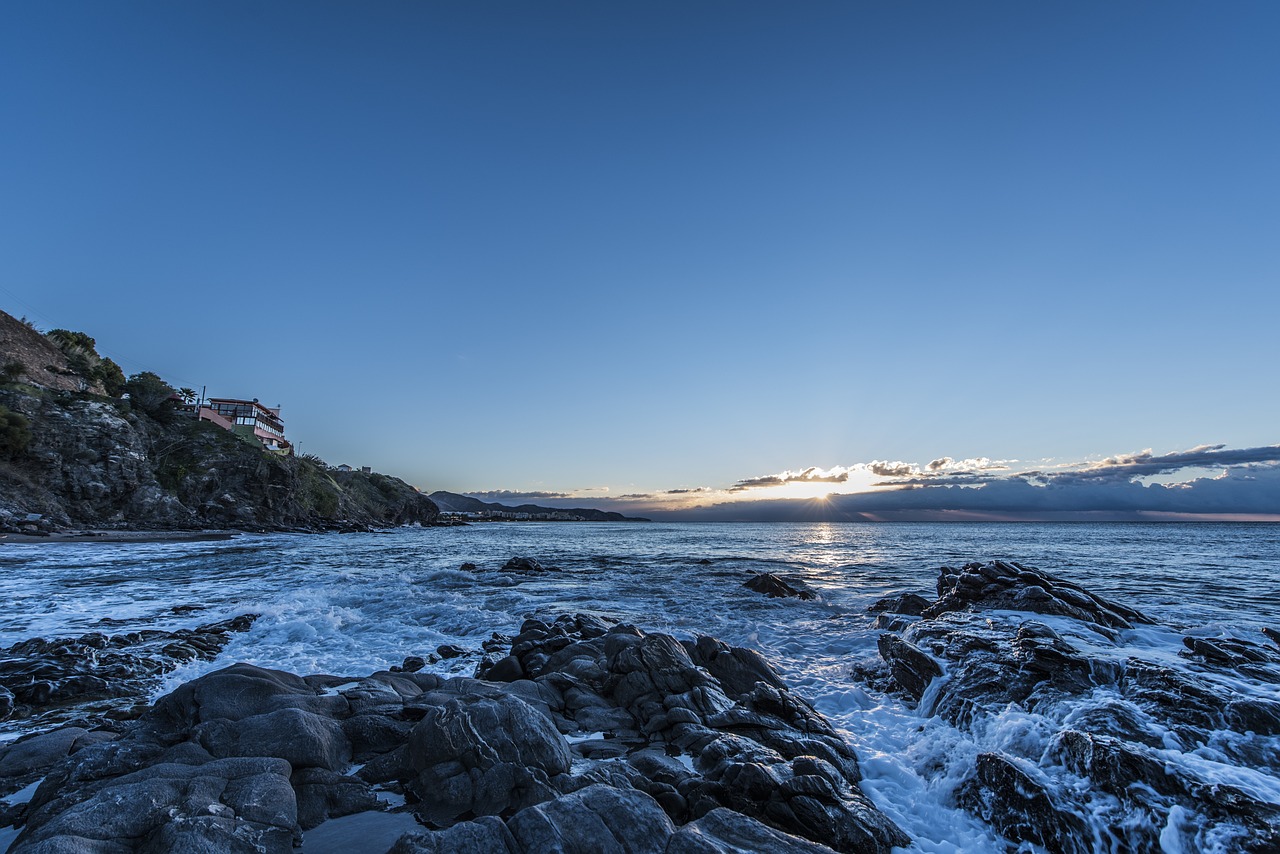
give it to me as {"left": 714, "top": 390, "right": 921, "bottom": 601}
{"left": 3, "top": 2, "right": 1278, "bottom": 515}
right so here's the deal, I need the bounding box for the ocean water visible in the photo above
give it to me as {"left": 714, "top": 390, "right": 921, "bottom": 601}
{"left": 2, "top": 521, "right": 1278, "bottom": 852}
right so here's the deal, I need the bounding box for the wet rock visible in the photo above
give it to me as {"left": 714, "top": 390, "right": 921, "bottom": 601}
{"left": 684, "top": 636, "right": 787, "bottom": 699}
{"left": 399, "top": 656, "right": 426, "bottom": 673}
{"left": 925, "top": 561, "right": 1150, "bottom": 628}
{"left": 867, "top": 592, "right": 930, "bottom": 616}
{"left": 459, "top": 562, "right": 478, "bottom": 572}
{"left": 291, "top": 767, "right": 381, "bottom": 830}
{"left": 436, "top": 644, "right": 466, "bottom": 660}
{"left": 1051, "top": 730, "right": 1280, "bottom": 852}
{"left": 743, "top": 573, "right": 816, "bottom": 601}
{"left": 879, "top": 562, "right": 1279, "bottom": 853}
{"left": 5, "top": 616, "right": 907, "bottom": 854}
{"left": 15, "top": 757, "right": 298, "bottom": 853}
{"left": 0, "top": 615, "right": 258, "bottom": 730}
{"left": 1263, "top": 627, "right": 1280, "bottom": 649}
{"left": 876, "top": 634, "right": 941, "bottom": 702}
{"left": 957, "top": 753, "right": 1090, "bottom": 854}
{"left": 503, "top": 557, "right": 552, "bottom": 572}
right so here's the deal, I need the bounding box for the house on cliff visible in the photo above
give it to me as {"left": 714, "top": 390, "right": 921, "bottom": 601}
{"left": 202, "top": 397, "right": 292, "bottom": 454}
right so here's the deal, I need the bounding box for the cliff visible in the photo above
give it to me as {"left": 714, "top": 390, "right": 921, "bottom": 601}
{"left": 0, "top": 310, "right": 438, "bottom": 534}
{"left": 0, "top": 386, "right": 439, "bottom": 533}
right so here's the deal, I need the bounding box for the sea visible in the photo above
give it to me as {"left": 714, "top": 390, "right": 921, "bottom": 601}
{"left": 2, "top": 521, "right": 1278, "bottom": 853}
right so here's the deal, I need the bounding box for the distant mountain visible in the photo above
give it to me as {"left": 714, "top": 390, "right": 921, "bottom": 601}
{"left": 429, "top": 491, "right": 648, "bottom": 522}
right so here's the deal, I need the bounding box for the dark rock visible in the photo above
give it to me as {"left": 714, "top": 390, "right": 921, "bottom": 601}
{"left": 482, "top": 655, "right": 524, "bottom": 683}
{"left": 666, "top": 807, "right": 839, "bottom": 853}
{"left": 876, "top": 634, "right": 941, "bottom": 702}
{"left": 5, "top": 615, "right": 908, "bottom": 854}
{"left": 459, "top": 562, "right": 479, "bottom": 572}
{"left": 871, "top": 614, "right": 911, "bottom": 632}
{"left": 503, "top": 557, "right": 545, "bottom": 572}
{"left": 1263, "top": 627, "right": 1280, "bottom": 649}
{"left": 195, "top": 706, "right": 352, "bottom": 771}
{"left": 389, "top": 816, "right": 517, "bottom": 853}
{"left": 925, "top": 561, "right": 1150, "bottom": 628}
{"left": 1051, "top": 730, "right": 1280, "bottom": 852}
{"left": 884, "top": 563, "right": 1278, "bottom": 853}
{"left": 147, "top": 662, "right": 343, "bottom": 730}
{"left": 291, "top": 767, "right": 381, "bottom": 830}
{"left": 15, "top": 757, "right": 298, "bottom": 853}
{"left": 436, "top": 644, "right": 466, "bottom": 660}
{"left": 685, "top": 636, "right": 787, "bottom": 699}
{"left": 957, "top": 753, "right": 1090, "bottom": 854}
{"left": 407, "top": 691, "right": 571, "bottom": 823}
{"left": 743, "top": 573, "right": 816, "bottom": 601}
{"left": 399, "top": 656, "right": 426, "bottom": 673}
{"left": 867, "top": 592, "right": 930, "bottom": 616}
{"left": 0, "top": 615, "right": 258, "bottom": 730}
{"left": 505, "top": 784, "right": 674, "bottom": 853}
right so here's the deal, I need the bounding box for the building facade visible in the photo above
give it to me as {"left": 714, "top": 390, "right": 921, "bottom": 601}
{"left": 204, "top": 398, "right": 292, "bottom": 454}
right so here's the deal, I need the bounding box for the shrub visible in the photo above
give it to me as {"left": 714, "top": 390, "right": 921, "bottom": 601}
{"left": 94, "top": 358, "right": 126, "bottom": 396}
{"left": 124, "top": 371, "right": 177, "bottom": 420}
{"left": 0, "top": 405, "right": 31, "bottom": 459}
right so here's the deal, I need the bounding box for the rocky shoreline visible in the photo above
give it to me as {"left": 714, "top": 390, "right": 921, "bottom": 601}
{"left": 1, "top": 560, "right": 1278, "bottom": 852}
{"left": 867, "top": 560, "right": 1280, "bottom": 852}
{"left": 2, "top": 614, "right": 907, "bottom": 853}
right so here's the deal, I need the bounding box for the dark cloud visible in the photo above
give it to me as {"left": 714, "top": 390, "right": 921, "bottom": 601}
{"left": 926, "top": 457, "right": 952, "bottom": 471}
{"left": 729, "top": 466, "right": 849, "bottom": 492}
{"left": 616, "top": 493, "right": 654, "bottom": 500}
{"left": 665, "top": 487, "right": 711, "bottom": 494}
{"left": 868, "top": 461, "right": 916, "bottom": 478}
{"left": 1051, "top": 444, "right": 1280, "bottom": 484}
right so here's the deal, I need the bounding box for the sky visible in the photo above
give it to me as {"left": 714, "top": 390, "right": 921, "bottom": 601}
{"left": 2, "top": 2, "right": 1278, "bottom": 520}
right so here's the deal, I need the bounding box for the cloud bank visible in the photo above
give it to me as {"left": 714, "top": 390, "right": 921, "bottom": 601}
{"left": 654, "top": 444, "right": 1280, "bottom": 521}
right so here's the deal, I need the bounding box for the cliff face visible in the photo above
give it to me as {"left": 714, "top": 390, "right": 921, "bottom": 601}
{"left": 0, "top": 386, "right": 438, "bottom": 534}
{"left": 0, "top": 311, "right": 102, "bottom": 394}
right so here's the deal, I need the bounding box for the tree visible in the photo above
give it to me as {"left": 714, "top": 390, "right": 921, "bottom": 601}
{"left": 124, "top": 372, "right": 177, "bottom": 420}
{"left": 0, "top": 405, "right": 31, "bottom": 459}
{"left": 94, "top": 358, "right": 126, "bottom": 396}
{"left": 178, "top": 387, "right": 197, "bottom": 405}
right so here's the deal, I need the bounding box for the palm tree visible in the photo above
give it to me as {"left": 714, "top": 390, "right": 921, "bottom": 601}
{"left": 178, "top": 387, "right": 197, "bottom": 405}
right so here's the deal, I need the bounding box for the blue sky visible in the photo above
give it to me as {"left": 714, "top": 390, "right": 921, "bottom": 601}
{"left": 2, "top": 2, "right": 1278, "bottom": 518}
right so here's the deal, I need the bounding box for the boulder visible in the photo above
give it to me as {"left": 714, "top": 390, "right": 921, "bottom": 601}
{"left": 407, "top": 692, "right": 571, "bottom": 823}
{"left": 867, "top": 592, "right": 930, "bottom": 616}
{"left": 876, "top": 634, "right": 941, "bottom": 702}
{"left": 505, "top": 784, "right": 674, "bottom": 853}
{"left": 957, "top": 753, "right": 1090, "bottom": 854}
{"left": 743, "top": 573, "right": 816, "bottom": 600}
{"left": 666, "top": 807, "right": 839, "bottom": 853}
{"left": 925, "top": 561, "right": 1150, "bottom": 629}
